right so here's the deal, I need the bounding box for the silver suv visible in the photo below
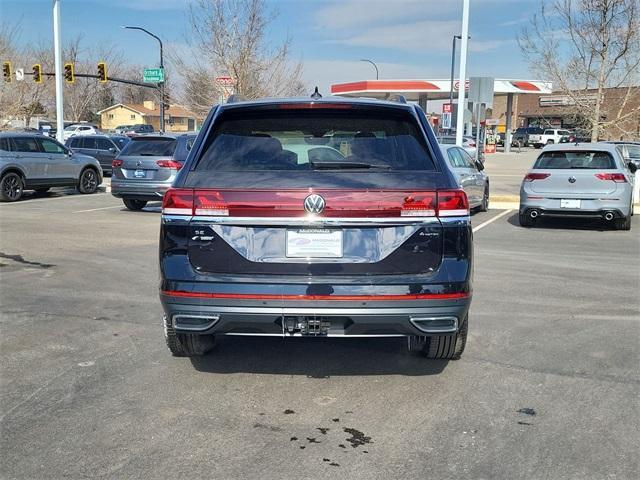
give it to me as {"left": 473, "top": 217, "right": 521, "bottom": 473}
{"left": 111, "top": 134, "right": 195, "bottom": 210}
{"left": 0, "top": 132, "right": 103, "bottom": 202}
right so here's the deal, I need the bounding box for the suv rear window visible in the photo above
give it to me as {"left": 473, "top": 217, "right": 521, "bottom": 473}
{"left": 534, "top": 151, "right": 616, "bottom": 169}
{"left": 120, "top": 138, "right": 177, "bottom": 156}
{"left": 194, "top": 107, "right": 436, "bottom": 171}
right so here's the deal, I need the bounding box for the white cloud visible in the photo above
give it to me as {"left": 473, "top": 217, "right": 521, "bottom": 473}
{"left": 324, "top": 20, "right": 510, "bottom": 54}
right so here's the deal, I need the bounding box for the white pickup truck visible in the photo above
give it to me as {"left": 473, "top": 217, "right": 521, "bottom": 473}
{"left": 529, "top": 128, "right": 572, "bottom": 149}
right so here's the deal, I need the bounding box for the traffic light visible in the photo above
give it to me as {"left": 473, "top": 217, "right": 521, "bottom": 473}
{"left": 32, "top": 64, "right": 42, "bottom": 83}
{"left": 64, "top": 62, "right": 74, "bottom": 83}
{"left": 2, "top": 61, "right": 11, "bottom": 83}
{"left": 97, "top": 62, "right": 107, "bottom": 83}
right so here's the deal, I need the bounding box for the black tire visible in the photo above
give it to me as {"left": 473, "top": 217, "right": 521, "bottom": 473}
{"left": 0, "top": 172, "right": 24, "bottom": 202}
{"left": 519, "top": 212, "right": 535, "bottom": 227}
{"left": 78, "top": 168, "right": 99, "bottom": 194}
{"left": 614, "top": 215, "right": 631, "bottom": 231}
{"left": 408, "top": 316, "right": 468, "bottom": 360}
{"left": 164, "top": 316, "right": 215, "bottom": 357}
{"left": 34, "top": 187, "right": 50, "bottom": 195}
{"left": 122, "top": 198, "right": 148, "bottom": 211}
{"left": 478, "top": 185, "right": 489, "bottom": 212}
{"left": 546, "top": 139, "right": 554, "bottom": 145}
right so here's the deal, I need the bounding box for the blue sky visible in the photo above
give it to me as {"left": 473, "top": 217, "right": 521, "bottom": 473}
{"left": 1, "top": 0, "right": 539, "bottom": 92}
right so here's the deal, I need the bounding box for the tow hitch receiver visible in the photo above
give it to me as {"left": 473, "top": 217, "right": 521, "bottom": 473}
{"left": 283, "top": 316, "right": 331, "bottom": 336}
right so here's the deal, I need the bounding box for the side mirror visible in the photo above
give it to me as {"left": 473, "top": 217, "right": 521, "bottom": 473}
{"left": 108, "top": 147, "right": 116, "bottom": 153}
{"left": 628, "top": 161, "right": 638, "bottom": 174}
{"left": 475, "top": 160, "right": 484, "bottom": 171}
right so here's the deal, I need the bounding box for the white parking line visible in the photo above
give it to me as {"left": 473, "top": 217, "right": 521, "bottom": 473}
{"left": 72, "top": 205, "right": 122, "bottom": 213}
{"left": 473, "top": 209, "right": 513, "bottom": 232}
{"left": 0, "top": 192, "right": 107, "bottom": 206}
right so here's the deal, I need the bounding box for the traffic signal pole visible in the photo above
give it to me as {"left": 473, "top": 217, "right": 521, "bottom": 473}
{"left": 52, "top": 0, "right": 64, "bottom": 143}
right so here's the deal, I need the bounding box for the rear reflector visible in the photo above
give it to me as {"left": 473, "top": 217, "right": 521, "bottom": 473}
{"left": 595, "top": 173, "right": 627, "bottom": 183}
{"left": 156, "top": 159, "right": 183, "bottom": 169}
{"left": 162, "top": 188, "right": 469, "bottom": 218}
{"left": 112, "top": 159, "right": 123, "bottom": 168}
{"left": 524, "top": 173, "right": 550, "bottom": 182}
{"left": 161, "top": 290, "right": 470, "bottom": 301}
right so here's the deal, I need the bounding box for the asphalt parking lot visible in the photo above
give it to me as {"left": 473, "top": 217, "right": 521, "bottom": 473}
{"left": 1, "top": 190, "right": 638, "bottom": 480}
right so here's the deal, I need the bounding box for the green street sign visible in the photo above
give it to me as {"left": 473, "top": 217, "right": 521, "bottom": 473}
{"left": 143, "top": 68, "right": 164, "bottom": 83}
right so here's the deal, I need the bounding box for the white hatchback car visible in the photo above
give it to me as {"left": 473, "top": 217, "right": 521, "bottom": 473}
{"left": 62, "top": 124, "right": 99, "bottom": 141}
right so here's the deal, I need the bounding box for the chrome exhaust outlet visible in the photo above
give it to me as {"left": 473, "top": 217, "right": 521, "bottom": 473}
{"left": 604, "top": 212, "right": 614, "bottom": 221}
{"left": 173, "top": 314, "right": 220, "bottom": 331}
{"left": 410, "top": 316, "right": 458, "bottom": 334}
{"left": 530, "top": 210, "right": 539, "bottom": 219}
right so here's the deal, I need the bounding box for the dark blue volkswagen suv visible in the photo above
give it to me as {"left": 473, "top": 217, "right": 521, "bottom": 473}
{"left": 159, "top": 95, "right": 472, "bottom": 359}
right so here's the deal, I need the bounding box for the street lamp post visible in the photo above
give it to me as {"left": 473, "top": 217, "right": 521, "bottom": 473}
{"left": 455, "top": 0, "right": 471, "bottom": 146}
{"left": 53, "top": 0, "right": 64, "bottom": 143}
{"left": 449, "top": 35, "right": 461, "bottom": 134}
{"left": 122, "top": 26, "right": 165, "bottom": 132}
{"left": 360, "top": 59, "right": 379, "bottom": 80}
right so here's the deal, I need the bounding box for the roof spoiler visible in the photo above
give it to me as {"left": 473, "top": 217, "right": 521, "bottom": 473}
{"left": 387, "top": 94, "right": 407, "bottom": 104}
{"left": 226, "top": 94, "right": 246, "bottom": 104}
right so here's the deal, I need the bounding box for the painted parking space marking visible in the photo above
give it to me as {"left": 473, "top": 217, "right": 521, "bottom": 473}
{"left": 72, "top": 205, "right": 123, "bottom": 213}
{"left": 473, "top": 209, "right": 514, "bottom": 233}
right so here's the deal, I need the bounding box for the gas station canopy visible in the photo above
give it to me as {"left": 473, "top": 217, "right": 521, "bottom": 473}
{"left": 330, "top": 79, "right": 552, "bottom": 101}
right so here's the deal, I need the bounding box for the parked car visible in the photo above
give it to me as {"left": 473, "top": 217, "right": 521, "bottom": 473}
{"left": 529, "top": 128, "right": 573, "bottom": 149}
{"left": 111, "top": 133, "right": 195, "bottom": 210}
{"left": 114, "top": 125, "right": 134, "bottom": 134}
{"left": 0, "top": 132, "right": 102, "bottom": 202}
{"left": 124, "top": 124, "right": 154, "bottom": 136}
{"left": 560, "top": 129, "right": 592, "bottom": 144}
{"left": 604, "top": 141, "right": 640, "bottom": 169}
{"left": 66, "top": 134, "right": 130, "bottom": 175}
{"left": 438, "top": 135, "right": 484, "bottom": 163}
{"left": 519, "top": 143, "right": 636, "bottom": 230}
{"left": 440, "top": 144, "right": 489, "bottom": 212}
{"left": 62, "top": 124, "right": 99, "bottom": 141}
{"left": 158, "top": 95, "right": 473, "bottom": 359}
{"left": 511, "top": 127, "right": 543, "bottom": 147}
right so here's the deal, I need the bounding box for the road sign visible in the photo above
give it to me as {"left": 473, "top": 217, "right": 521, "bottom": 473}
{"left": 469, "top": 76, "right": 494, "bottom": 107}
{"left": 143, "top": 68, "right": 164, "bottom": 83}
{"left": 15, "top": 68, "right": 24, "bottom": 81}
{"left": 442, "top": 112, "right": 452, "bottom": 129}
{"left": 215, "top": 75, "right": 235, "bottom": 86}
{"left": 442, "top": 103, "right": 452, "bottom": 114}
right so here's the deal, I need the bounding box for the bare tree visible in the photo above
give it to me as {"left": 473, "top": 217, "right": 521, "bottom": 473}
{"left": 172, "top": 0, "right": 305, "bottom": 116}
{"left": 520, "top": 0, "right": 640, "bottom": 140}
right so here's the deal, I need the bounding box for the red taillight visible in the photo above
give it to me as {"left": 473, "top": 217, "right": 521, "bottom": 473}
{"left": 194, "top": 190, "right": 229, "bottom": 216}
{"left": 162, "top": 189, "right": 470, "bottom": 218}
{"left": 162, "top": 188, "right": 194, "bottom": 215}
{"left": 436, "top": 190, "right": 469, "bottom": 217}
{"left": 401, "top": 193, "right": 437, "bottom": 217}
{"left": 524, "top": 172, "right": 550, "bottom": 182}
{"left": 112, "top": 159, "right": 123, "bottom": 168}
{"left": 595, "top": 173, "right": 627, "bottom": 183}
{"left": 278, "top": 103, "right": 353, "bottom": 110}
{"left": 156, "top": 159, "right": 183, "bottom": 169}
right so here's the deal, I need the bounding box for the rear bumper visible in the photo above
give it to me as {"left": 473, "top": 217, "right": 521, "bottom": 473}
{"left": 520, "top": 191, "right": 631, "bottom": 218}
{"left": 160, "top": 290, "right": 471, "bottom": 337}
{"left": 111, "top": 180, "right": 171, "bottom": 200}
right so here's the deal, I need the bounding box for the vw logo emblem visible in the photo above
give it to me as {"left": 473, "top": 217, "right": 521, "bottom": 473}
{"left": 568, "top": 176, "right": 576, "bottom": 183}
{"left": 136, "top": 160, "right": 143, "bottom": 167}
{"left": 304, "top": 194, "right": 325, "bottom": 214}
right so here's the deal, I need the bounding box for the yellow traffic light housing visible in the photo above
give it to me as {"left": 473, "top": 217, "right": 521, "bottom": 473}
{"left": 33, "top": 64, "right": 43, "bottom": 83}
{"left": 64, "top": 62, "right": 74, "bottom": 83}
{"left": 2, "top": 61, "right": 11, "bottom": 83}
{"left": 97, "top": 62, "right": 107, "bottom": 83}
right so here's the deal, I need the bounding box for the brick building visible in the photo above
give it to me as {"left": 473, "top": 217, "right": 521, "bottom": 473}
{"left": 491, "top": 86, "right": 640, "bottom": 140}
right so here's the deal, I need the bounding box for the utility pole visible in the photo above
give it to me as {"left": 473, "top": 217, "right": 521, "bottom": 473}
{"left": 455, "top": 0, "right": 470, "bottom": 146}
{"left": 360, "top": 59, "right": 379, "bottom": 80}
{"left": 53, "top": 0, "right": 64, "bottom": 143}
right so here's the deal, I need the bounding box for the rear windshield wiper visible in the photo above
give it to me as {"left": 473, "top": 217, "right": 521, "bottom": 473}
{"left": 310, "top": 160, "right": 391, "bottom": 170}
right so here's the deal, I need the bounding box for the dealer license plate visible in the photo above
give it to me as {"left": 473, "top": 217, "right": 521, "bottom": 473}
{"left": 286, "top": 229, "right": 343, "bottom": 258}
{"left": 134, "top": 169, "right": 146, "bottom": 178}
{"left": 560, "top": 199, "right": 581, "bottom": 209}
